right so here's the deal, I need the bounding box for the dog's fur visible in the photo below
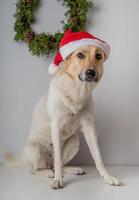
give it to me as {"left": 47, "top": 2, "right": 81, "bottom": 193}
{"left": 6, "top": 45, "right": 123, "bottom": 189}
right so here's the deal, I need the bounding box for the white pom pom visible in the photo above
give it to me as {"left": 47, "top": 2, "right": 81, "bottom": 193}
{"left": 48, "top": 63, "right": 59, "bottom": 75}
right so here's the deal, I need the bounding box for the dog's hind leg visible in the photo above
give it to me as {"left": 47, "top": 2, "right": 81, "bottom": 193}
{"left": 64, "top": 166, "right": 86, "bottom": 175}
{"left": 22, "top": 142, "right": 53, "bottom": 170}
{"left": 32, "top": 169, "right": 54, "bottom": 178}
{"left": 62, "top": 134, "right": 86, "bottom": 175}
{"left": 27, "top": 143, "right": 54, "bottom": 178}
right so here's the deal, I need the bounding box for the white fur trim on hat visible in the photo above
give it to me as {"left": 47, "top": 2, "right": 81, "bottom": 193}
{"left": 60, "top": 38, "right": 110, "bottom": 60}
{"left": 48, "top": 64, "right": 59, "bottom": 75}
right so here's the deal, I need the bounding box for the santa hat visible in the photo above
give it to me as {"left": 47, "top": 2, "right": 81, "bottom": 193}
{"left": 49, "top": 30, "right": 111, "bottom": 74}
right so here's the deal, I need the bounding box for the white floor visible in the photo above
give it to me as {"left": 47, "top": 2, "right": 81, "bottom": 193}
{"left": 0, "top": 165, "right": 139, "bottom": 200}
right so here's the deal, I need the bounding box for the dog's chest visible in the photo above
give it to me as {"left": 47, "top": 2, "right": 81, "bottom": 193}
{"left": 69, "top": 82, "right": 92, "bottom": 102}
{"left": 61, "top": 113, "right": 80, "bottom": 140}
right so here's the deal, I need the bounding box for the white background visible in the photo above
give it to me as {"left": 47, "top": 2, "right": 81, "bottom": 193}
{"left": 0, "top": 0, "right": 139, "bottom": 165}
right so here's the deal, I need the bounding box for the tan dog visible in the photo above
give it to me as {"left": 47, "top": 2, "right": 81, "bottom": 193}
{"left": 5, "top": 46, "right": 121, "bottom": 189}
{"left": 6, "top": 45, "right": 123, "bottom": 189}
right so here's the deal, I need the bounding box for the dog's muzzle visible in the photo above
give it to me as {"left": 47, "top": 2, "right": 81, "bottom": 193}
{"left": 78, "top": 69, "right": 98, "bottom": 82}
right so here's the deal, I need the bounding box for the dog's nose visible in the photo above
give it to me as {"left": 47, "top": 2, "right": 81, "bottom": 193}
{"left": 85, "top": 69, "right": 96, "bottom": 79}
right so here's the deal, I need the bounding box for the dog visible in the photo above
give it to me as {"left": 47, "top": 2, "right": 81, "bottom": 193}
{"left": 5, "top": 31, "right": 123, "bottom": 189}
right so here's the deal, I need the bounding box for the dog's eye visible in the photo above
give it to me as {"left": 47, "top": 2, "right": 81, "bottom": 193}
{"left": 77, "top": 52, "right": 85, "bottom": 59}
{"left": 95, "top": 53, "right": 102, "bottom": 60}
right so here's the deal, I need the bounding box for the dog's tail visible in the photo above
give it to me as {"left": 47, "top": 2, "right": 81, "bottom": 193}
{"left": 4, "top": 152, "right": 23, "bottom": 167}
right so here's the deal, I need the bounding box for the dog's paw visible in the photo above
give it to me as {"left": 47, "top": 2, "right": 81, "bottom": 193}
{"left": 50, "top": 179, "right": 64, "bottom": 189}
{"left": 102, "top": 174, "right": 124, "bottom": 186}
{"left": 74, "top": 167, "right": 86, "bottom": 175}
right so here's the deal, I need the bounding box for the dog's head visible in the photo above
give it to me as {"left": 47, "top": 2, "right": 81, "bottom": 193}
{"left": 62, "top": 45, "right": 106, "bottom": 83}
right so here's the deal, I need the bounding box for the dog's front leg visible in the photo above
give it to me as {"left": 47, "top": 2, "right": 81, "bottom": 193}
{"left": 50, "top": 121, "right": 63, "bottom": 189}
{"left": 81, "top": 117, "right": 123, "bottom": 186}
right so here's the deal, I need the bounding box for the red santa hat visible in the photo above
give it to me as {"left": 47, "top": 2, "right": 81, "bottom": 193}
{"left": 49, "top": 30, "right": 111, "bottom": 74}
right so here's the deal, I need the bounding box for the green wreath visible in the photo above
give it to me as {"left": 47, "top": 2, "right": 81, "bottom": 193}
{"left": 14, "top": 0, "right": 93, "bottom": 56}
